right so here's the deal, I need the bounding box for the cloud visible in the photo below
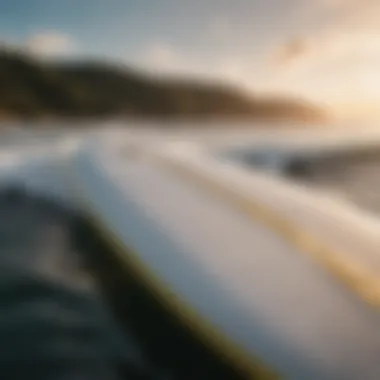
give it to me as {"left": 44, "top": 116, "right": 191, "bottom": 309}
{"left": 264, "top": 0, "right": 380, "bottom": 106}
{"left": 24, "top": 31, "right": 76, "bottom": 58}
{"left": 296, "top": 0, "right": 370, "bottom": 19}
{"left": 274, "top": 30, "right": 380, "bottom": 72}
{"left": 272, "top": 38, "right": 313, "bottom": 66}
{"left": 138, "top": 42, "right": 257, "bottom": 86}
{"left": 294, "top": 0, "right": 380, "bottom": 30}
{"left": 271, "top": 0, "right": 380, "bottom": 74}
{"left": 138, "top": 42, "right": 217, "bottom": 78}
{"left": 141, "top": 43, "right": 182, "bottom": 72}
{"left": 312, "top": 0, "right": 362, "bottom": 12}
{"left": 264, "top": 28, "right": 380, "bottom": 113}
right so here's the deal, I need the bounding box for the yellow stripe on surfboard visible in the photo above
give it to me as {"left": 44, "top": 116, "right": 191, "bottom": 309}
{"left": 69, "top": 160, "right": 281, "bottom": 380}
{"left": 158, "top": 154, "right": 380, "bottom": 310}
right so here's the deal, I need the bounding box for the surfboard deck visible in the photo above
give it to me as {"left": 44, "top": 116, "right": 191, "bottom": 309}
{"left": 70, "top": 138, "right": 380, "bottom": 380}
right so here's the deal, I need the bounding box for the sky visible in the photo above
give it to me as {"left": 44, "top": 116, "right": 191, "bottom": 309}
{"left": 1, "top": 0, "right": 380, "bottom": 119}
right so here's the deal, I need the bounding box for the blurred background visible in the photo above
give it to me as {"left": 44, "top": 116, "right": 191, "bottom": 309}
{"left": 4, "top": 0, "right": 380, "bottom": 123}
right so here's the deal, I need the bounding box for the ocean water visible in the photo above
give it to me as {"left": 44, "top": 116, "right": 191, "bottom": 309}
{"left": 223, "top": 131, "right": 380, "bottom": 217}
{"left": 286, "top": 153, "right": 380, "bottom": 217}
{"left": 0, "top": 129, "right": 155, "bottom": 380}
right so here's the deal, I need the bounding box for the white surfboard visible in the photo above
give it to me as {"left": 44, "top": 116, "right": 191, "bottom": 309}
{"left": 71, "top": 136, "right": 380, "bottom": 380}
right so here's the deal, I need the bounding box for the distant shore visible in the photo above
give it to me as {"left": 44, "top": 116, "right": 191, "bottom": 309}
{"left": 0, "top": 49, "right": 327, "bottom": 125}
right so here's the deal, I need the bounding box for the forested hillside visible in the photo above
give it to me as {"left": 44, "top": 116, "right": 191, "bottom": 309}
{"left": 0, "top": 50, "right": 327, "bottom": 122}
